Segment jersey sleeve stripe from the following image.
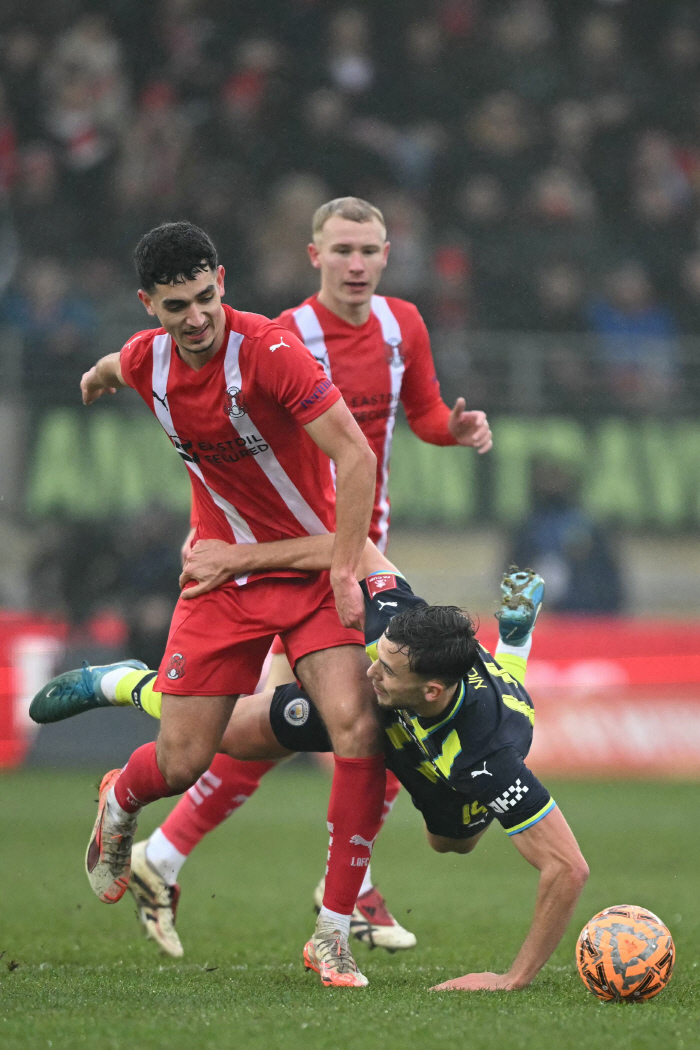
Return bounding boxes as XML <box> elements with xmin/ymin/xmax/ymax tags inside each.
<box><xmin>223</xmin><ymin>331</ymin><xmax>329</xmax><ymax>536</ymax></box>
<box><xmin>505</xmin><ymin>798</ymin><xmax>557</xmax><ymax>836</ymax></box>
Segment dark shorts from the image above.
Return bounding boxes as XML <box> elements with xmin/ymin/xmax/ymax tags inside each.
<box><xmin>269</xmin><ymin>684</ymin><xmax>551</xmax><ymax>841</ymax></box>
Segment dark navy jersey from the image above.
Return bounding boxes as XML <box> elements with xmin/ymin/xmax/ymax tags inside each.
<box><xmin>271</xmin><ymin>572</ymin><xmax>554</xmax><ymax>839</ymax></box>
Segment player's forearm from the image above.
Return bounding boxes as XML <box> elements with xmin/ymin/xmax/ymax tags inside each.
<box><xmin>505</xmin><ymin>863</ymin><xmax>588</xmax><ymax>988</ymax></box>
<box><xmin>94</xmin><ymin>353</ymin><xmax>127</xmax><ymax>389</ymax></box>
<box><xmin>330</xmin><ymin>443</ymin><xmax>377</xmax><ymax>579</ymax></box>
<box><xmin>406</xmin><ymin>402</ymin><xmax>456</xmax><ymax>446</ymax></box>
<box><xmin>236</xmin><ymin>534</ymin><xmax>335</xmax><ymax>573</ymax></box>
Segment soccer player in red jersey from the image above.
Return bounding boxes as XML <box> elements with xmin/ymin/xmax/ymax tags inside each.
<box><xmin>121</xmin><ymin>199</ymin><xmax>493</xmax><ymax>955</ymax></box>
<box><xmin>80</xmin><ymin>220</ymin><xmax>385</xmax><ymax>986</ymax></box>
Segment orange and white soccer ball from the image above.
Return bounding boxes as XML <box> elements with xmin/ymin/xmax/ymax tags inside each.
<box><xmin>576</xmin><ymin>905</ymin><xmax>674</xmax><ymax>1002</ymax></box>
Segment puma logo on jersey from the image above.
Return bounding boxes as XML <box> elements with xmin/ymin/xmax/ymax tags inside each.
<box><xmin>377</xmin><ymin>600</ymin><xmax>398</xmax><ymax>610</ymax></box>
<box><xmin>152</xmin><ymin>389</ymin><xmax>169</xmax><ymax>411</ymax></box>
<box><xmin>471</xmin><ymin>762</ymin><xmax>492</xmax><ymax>778</ymax></box>
<box><xmin>270</xmin><ymin>338</ymin><xmax>289</xmax><ymax>352</ymax></box>
<box><xmin>349</xmin><ymin>833</ymin><xmax>376</xmax><ymax>853</ymax></box>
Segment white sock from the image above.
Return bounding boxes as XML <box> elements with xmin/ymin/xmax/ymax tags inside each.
<box><xmin>359</xmin><ymin>865</ymin><xmax>374</xmax><ymax>895</ymax></box>
<box><xmin>318</xmin><ymin>906</ymin><xmax>351</xmax><ymax>938</ymax></box>
<box><xmin>106</xmin><ymin>785</ymin><xmax>138</xmax><ymax>822</ymax></box>
<box><xmin>496</xmin><ymin>635</ymin><xmax>533</xmax><ymax>659</ymax></box>
<box><xmin>146</xmin><ymin>827</ymin><xmax>187</xmax><ymax>886</ymax></box>
<box><xmin>99</xmin><ymin>667</ymin><xmax>136</xmax><ymax>702</ymax></box>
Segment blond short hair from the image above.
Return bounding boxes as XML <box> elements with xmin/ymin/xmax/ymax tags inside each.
<box><xmin>312</xmin><ymin>196</ymin><xmax>386</xmax><ymax>241</ymax></box>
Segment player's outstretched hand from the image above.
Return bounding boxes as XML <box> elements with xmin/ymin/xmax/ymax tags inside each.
<box><xmin>331</xmin><ymin>574</ymin><xmax>366</xmax><ymax>631</ymax></box>
<box><xmin>430</xmin><ymin>972</ymin><xmax>518</xmax><ymax>992</ymax></box>
<box><xmin>448</xmin><ymin>400</ymin><xmax>493</xmax><ymax>453</ymax></box>
<box><xmin>80</xmin><ymin>366</ymin><xmax>116</xmax><ymax>405</ymax></box>
<box><xmin>180</xmin><ymin>539</ymin><xmax>240</xmax><ymax>598</ymax></box>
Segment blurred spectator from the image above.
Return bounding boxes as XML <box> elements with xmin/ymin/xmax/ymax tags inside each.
<box><xmin>2</xmin><ymin>27</ymin><xmax>44</xmax><ymax>143</ymax></box>
<box><xmin>586</xmin><ymin>262</ymin><xmax>679</xmax><ymax>408</ymax></box>
<box><xmin>254</xmin><ymin>173</ymin><xmax>330</xmax><ymax>315</ymax></box>
<box><xmin>1</xmin><ymin>258</ymin><xmax>98</xmax><ymax>404</ymax></box>
<box><xmin>13</xmin><ymin>143</ymin><xmax>79</xmax><ymax>258</ymax></box>
<box><xmin>530</xmin><ymin>262</ymin><xmax>586</xmax><ymax>332</ymax></box>
<box><xmin>327</xmin><ymin>8</ymin><xmax>375</xmax><ymax>98</ymax></box>
<box><xmin>510</xmin><ymin>459</ymin><xmax>624</xmax><ymax>614</ymax></box>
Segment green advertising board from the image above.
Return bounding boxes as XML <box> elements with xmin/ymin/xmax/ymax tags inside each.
<box><xmin>27</xmin><ymin>408</ymin><xmax>700</xmax><ymax>529</ymax></box>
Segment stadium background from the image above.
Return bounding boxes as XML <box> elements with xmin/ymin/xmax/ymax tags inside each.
<box><xmin>1</xmin><ymin>4</ymin><xmax>700</xmax><ymax>1048</ymax></box>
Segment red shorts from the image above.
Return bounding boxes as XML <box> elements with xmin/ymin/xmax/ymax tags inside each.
<box><xmin>156</xmin><ymin>572</ymin><xmax>362</xmax><ymax>696</ymax></box>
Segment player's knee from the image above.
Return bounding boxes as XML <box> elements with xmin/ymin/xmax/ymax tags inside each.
<box><xmin>327</xmin><ymin>710</ymin><xmax>381</xmax><ymax>757</ymax></box>
<box><xmin>569</xmin><ymin>853</ymin><xmax>590</xmax><ymax>890</ymax></box>
<box><xmin>427</xmin><ymin>831</ymin><xmax>478</xmax><ymax>854</ymax></box>
<box><xmin>158</xmin><ymin>748</ymin><xmax>211</xmax><ymax>793</ymax></box>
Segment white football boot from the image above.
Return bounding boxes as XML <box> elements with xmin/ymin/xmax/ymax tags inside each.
<box><xmin>128</xmin><ymin>841</ymin><xmax>183</xmax><ymax>958</ymax></box>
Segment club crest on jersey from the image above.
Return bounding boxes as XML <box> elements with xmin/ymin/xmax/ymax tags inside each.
<box><xmin>367</xmin><ymin>573</ymin><xmax>398</xmax><ymax>600</ymax></box>
<box><xmin>224</xmin><ymin>386</ymin><xmax>248</xmax><ymax>419</ymax></box>
<box><xmin>384</xmin><ymin>339</ymin><xmax>404</xmax><ymax>368</ymax></box>
<box><xmin>165</xmin><ymin>653</ymin><xmax>186</xmax><ymax>680</ymax></box>
<box><xmin>283</xmin><ymin>698</ymin><xmax>310</xmax><ymax>726</ymax></box>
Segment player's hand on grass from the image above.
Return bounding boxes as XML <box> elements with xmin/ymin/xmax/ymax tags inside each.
<box><xmin>80</xmin><ymin>365</ymin><xmax>117</xmax><ymax>405</ymax></box>
<box><xmin>430</xmin><ymin>972</ymin><xmax>519</xmax><ymax>992</ymax></box>
<box><xmin>448</xmin><ymin>400</ymin><xmax>493</xmax><ymax>453</ymax></box>
<box><xmin>180</xmin><ymin>539</ymin><xmax>241</xmax><ymax>598</ymax></box>
<box><xmin>331</xmin><ymin>573</ymin><xmax>366</xmax><ymax>631</ymax></box>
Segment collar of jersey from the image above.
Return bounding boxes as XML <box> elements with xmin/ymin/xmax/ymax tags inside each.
<box><xmin>411</xmin><ymin>679</ymin><xmax>466</xmax><ymax>737</ymax></box>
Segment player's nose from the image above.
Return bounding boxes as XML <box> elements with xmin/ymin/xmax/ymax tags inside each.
<box><xmin>186</xmin><ymin>305</ymin><xmax>206</xmax><ymax>329</ymax></box>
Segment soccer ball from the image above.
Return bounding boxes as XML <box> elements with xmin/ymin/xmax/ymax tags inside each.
<box><xmin>576</xmin><ymin>905</ymin><xmax>674</xmax><ymax>1002</ymax></box>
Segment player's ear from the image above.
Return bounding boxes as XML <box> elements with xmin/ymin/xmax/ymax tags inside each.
<box><xmin>423</xmin><ymin>680</ymin><xmax>443</xmax><ymax>703</ymax></box>
<box><xmin>382</xmin><ymin>240</ymin><xmax>390</xmax><ymax>266</ymax></box>
<box><xmin>308</xmin><ymin>241</ymin><xmax>321</xmax><ymax>269</ymax></box>
<box><xmin>138</xmin><ymin>289</ymin><xmax>156</xmax><ymax>316</ymax></box>
<box><xmin>216</xmin><ymin>264</ymin><xmax>225</xmax><ymax>297</ymax></box>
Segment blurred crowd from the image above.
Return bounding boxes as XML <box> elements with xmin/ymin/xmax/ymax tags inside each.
<box><xmin>0</xmin><ymin>0</ymin><xmax>698</xmax><ymax>410</ymax></box>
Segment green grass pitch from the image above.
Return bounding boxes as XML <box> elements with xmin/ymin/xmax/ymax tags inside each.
<box><xmin>1</xmin><ymin>766</ymin><xmax>699</xmax><ymax>1050</ymax></box>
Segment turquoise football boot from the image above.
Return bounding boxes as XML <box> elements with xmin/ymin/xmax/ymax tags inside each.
<box><xmin>496</xmin><ymin>568</ymin><xmax>545</xmax><ymax>645</ymax></box>
<box><xmin>29</xmin><ymin>659</ymin><xmax>148</xmax><ymax>724</ymax></box>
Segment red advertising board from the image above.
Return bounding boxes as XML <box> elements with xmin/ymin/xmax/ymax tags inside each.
<box><xmin>480</xmin><ymin>618</ymin><xmax>700</xmax><ymax>778</ymax></box>
<box><xmin>0</xmin><ymin>613</ymin><xmax>66</xmax><ymax>768</ymax></box>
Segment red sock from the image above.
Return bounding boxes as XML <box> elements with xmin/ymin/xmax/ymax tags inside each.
<box><xmin>382</xmin><ymin>769</ymin><xmax>402</xmax><ymax>825</ymax></box>
<box><xmin>159</xmin><ymin>753</ymin><xmax>277</xmax><ymax>855</ymax></box>
<box><xmin>114</xmin><ymin>742</ymin><xmax>179</xmax><ymax>813</ymax></box>
<box><xmin>323</xmin><ymin>753</ymin><xmax>386</xmax><ymax>915</ymax></box>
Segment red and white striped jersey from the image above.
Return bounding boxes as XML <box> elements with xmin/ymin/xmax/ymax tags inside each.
<box><xmin>120</xmin><ymin>304</ymin><xmax>341</xmax><ymax>585</ymax></box>
<box><xmin>276</xmin><ymin>294</ymin><xmax>455</xmax><ymax>552</ymax></box>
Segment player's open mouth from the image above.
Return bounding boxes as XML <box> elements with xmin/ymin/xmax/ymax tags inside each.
<box><xmin>345</xmin><ymin>282</ymin><xmax>368</xmax><ymax>292</ymax></box>
<box><xmin>185</xmin><ymin>324</ymin><xmax>209</xmax><ymax>342</ymax></box>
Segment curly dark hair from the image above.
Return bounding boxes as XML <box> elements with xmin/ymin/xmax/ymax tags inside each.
<box><xmin>384</xmin><ymin>604</ymin><xmax>478</xmax><ymax>686</ymax></box>
<box><xmin>134</xmin><ymin>221</ymin><xmax>218</xmax><ymax>292</ymax></box>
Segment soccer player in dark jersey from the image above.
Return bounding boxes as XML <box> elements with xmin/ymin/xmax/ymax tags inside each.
<box><xmin>33</xmin><ymin>550</ymin><xmax>588</xmax><ymax>990</ymax></box>
<box><xmin>77</xmin><ymin>220</ymin><xmax>386</xmax><ymax>987</ymax></box>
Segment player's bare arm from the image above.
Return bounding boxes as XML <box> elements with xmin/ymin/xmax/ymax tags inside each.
<box><xmin>431</xmin><ymin>806</ymin><xmax>588</xmax><ymax>992</ymax></box>
<box><xmin>80</xmin><ymin>352</ymin><xmax>127</xmax><ymax>405</ymax></box>
<box><xmin>303</xmin><ymin>399</ymin><xmax>377</xmax><ymax>630</ymax></box>
<box><xmin>447</xmin><ymin>400</ymin><xmax>493</xmax><ymax>453</ymax></box>
<box><xmin>180</xmin><ymin>535</ymin><xmax>396</xmax><ymax>598</ymax></box>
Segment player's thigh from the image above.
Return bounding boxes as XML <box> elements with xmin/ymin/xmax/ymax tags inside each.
<box><xmin>158</xmin><ymin>693</ymin><xmax>239</xmax><ymax>780</ymax></box>
<box><xmin>265</xmin><ymin>652</ymin><xmax>296</xmax><ymax>690</ymax></box>
<box><xmin>295</xmin><ymin>644</ymin><xmax>380</xmax><ymax>757</ymax></box>
<box><xmin>219</xmin><ymin>691</ymin><xmax>293</xmax><ymax>761</ymax></box>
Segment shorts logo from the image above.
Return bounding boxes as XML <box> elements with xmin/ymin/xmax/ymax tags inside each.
<box><xmin>366</xmin><ymin>573</ymin><xmax>398</xmax><ymax>600</ymax></box>
<box><xmin>165</xmin><ymin>653</ymin><xmax>186</xmax><ymax>680</ymax></box>
<box><xmin>283</xmin><ymin>698</ymin><xmax>310</xmax><ymax>726</ymax></box>
<box><xmin>488</xmin><ymin>779</ymin><xmax>529</xmax><ymax>814</ymax></box>
<box><xmin>224</xmin><ymin>386</ymin><xmax>248</xmax><ymax>419</ymax></box>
